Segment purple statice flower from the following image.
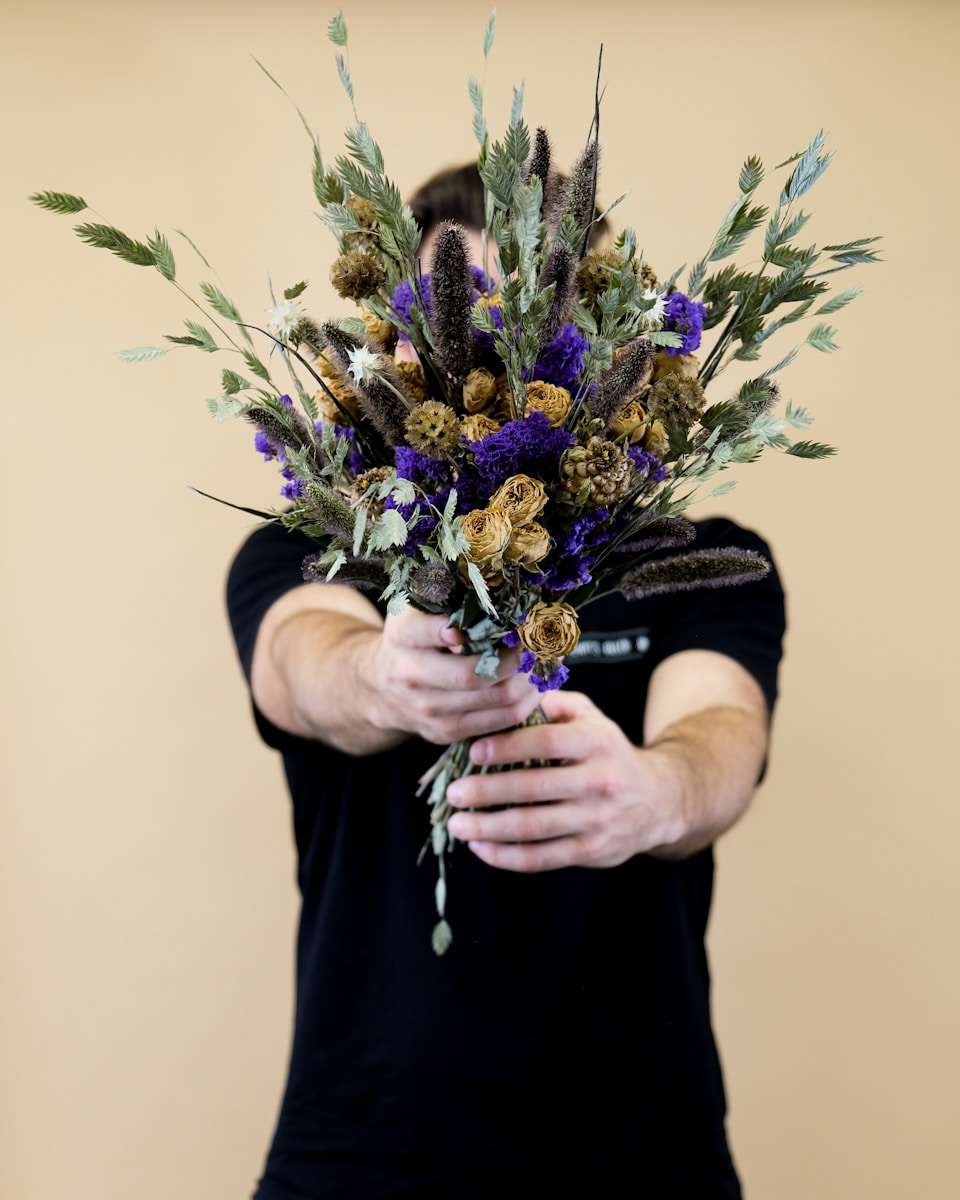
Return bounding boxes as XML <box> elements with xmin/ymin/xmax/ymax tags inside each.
<box><xmin>278</xmin><ymin>393</ymin><xmax>293</xmax><ymax>408</ymax></box>
<box><xmin>534</xmin><ymin>663</ymin><xmax>569</xmax><ymax>692</ymax></box>
<box><xmin>627</xmin><ymin>445</ymin><xmax>668</xmax><ymax>484</ymax></box>
<box><xmin>472</xmin><ymin>302</ymin><xmax>503</xmax><ymax>358</ymax></box>
<box><xmin>662</xmin><ymin>293</ymin><xmax>706</xmax><ymax>356</ymax></box>
<box><xmin>530</xmin><ymin>324</ymin><xmax>589</xmax><ymax>389</ymax></box>
<box><xmin>394</xmin><ymin>445</ymin><xmax>450</xmax><ymax>486</ymax></box>
<box><xmin>392</xmin><ymin>275</ymin><xmax>433</xmax><ymax>341</ymax></box>
<box><xmin>254</xmin><ymin>430</ymin><xmax>276</xmax><ymax>461</ymax></box>
<box><xmin>519</xmin><ymin>650</ymin><xmax>536</xmax><ymax>673</ymax></box>
<box><xmin>468</xmin><ymin>411</ymin><xmax>575</xmax><ymax>501</ymax></box>
<box><xmin>502</xmin><ymin>630</ymin><xmax>521</xmax><ymax>648</ymax></box>
<box><xmin>280</xmin><ymin>467</ymin><xmax>305</xmax><ymax>500</ymax></box>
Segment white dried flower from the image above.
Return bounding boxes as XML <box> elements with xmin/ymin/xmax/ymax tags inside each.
<box><xmin>268</xmin><ymin>300</ymin><xmax>300</xmax><ymax>339</ymax></box>
<box><xmin>642</xmin><ymin>288</ymin><xmax>666</xmax><ymax>328</ymax></box>
<box><xmin>347</xmin><ymin>344</ymin><xmax>381</xmax><ymax>383</ymax></box>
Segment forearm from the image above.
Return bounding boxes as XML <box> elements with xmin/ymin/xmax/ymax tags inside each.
<box><xmin>641</xmin><ymin>703</ymin><xmax>768</xmax><ymax>859</ymax></box>
<box><xmin>266</xmin><ymin>607</ymin><xmax>408</xmax><ymax>755</ymax></box>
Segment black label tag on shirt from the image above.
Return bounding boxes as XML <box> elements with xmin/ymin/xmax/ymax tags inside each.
<box><xmin>567</xmin><ymin>627</ymin><xmax>652</xmax><ymax>664</ymax></box>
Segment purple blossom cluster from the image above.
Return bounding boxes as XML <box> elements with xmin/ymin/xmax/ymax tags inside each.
<box><xmin>627</xmin><ymin>445</ymin><xmax>668</xmax><ymax>484</ymax></box>
<box><xmin>529</xmin><ymin>324</ymin><xmax>589</xmax><ymax>389</ymax></box>
<box><xmin>662</xmin><ymin>292</ymin><xmax>706</xmax><ymax>356</ymax></box>
<box><xmin>466</xmin><ymin>411</ymin><xmax>575</xmax><ymax>501</ymax></box>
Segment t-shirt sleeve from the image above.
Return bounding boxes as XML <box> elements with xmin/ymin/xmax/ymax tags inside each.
<box><xmin>644</xmin><ymin>517</ymin><xmax>787</xmax><ymax>716</ymax></box>
<box><xmin>225</xmin><ymin>520</ymin><xmax>320</xmax><ymax>750</ymax></box>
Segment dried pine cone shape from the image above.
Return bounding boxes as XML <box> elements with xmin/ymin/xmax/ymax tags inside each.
<box><xmin>561</xmin><ymin>437</ymin><xmax>635</xmax><ymax>507</ymax></box>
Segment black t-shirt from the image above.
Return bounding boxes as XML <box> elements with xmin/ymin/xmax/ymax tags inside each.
<box><xmin>226</xmin><ymin>517</ymin><xmax>786</xmax><ymax>1200</ymax></box>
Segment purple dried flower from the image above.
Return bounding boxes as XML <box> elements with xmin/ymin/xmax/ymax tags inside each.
<box><xmin>626</xmin><ymin>445</ymin><xmax>668</xmax><ymax>484</ymax></box>
<box><xmin>534</xmin><ymin>663</ymin><xmax>569</xmax><ymax>693</ymax></box>
<box><xmin>518</xmin><ymin>650</ymin><xmax>536</xmax><ymax>673</ymax></box>
<box><xmin>468</xmin><ymin>411</ymin><xmax>575</xmax><ymax>497</ymax></box>
<box><xmin>254</xmin><ymin>430</ymin><xmax>275</xmax><ymax>460</ymax></box>
<box><xmin>530</xmin><ymin>324</ymin><xmax>589</xmax><ymax>390</ymax></box>
<box><xmin>662</xmin><ymin>293</ymin><xmax>706</xmax><ymax>356</ymax></box>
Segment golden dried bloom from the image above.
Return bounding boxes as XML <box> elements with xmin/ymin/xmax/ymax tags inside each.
<box><xmin>561</xmin><ymin>436</ymin><xmax>634</xmax><ymax>507</ymax></box>
<box><xmin>642</xmin><ymin>419</ymin><xmax>671</xmax><ymax>460</ymax></box>
<box><xmin>405</xmin><ymin>400</ymin><xmax>461</xmax><ymax>457</ymax></box>
<box><xmin>346</xmin><ymin>195</ymin><xmax>377</xmax><ymax>228</ymax></box>
<box><xmin>576</xmin><ymin>249</ymin><xmax>624</xmax><ymax>303</ymax></box>
<box><xmin>362</xmin><ymin>310</ymin><xmax>398</xmax><ymax>351</ymax></box>
<box><xmin>395</xmin><ymin>360</ymin><xmax>430</xmax><ymax>406</ymax></box>
<box><xmin>315</xmin><ymin>375</ymin><xmax>360</xmax><ymax>423</ymax></box>
<box><xmin>504</xmin><ymin>521</ymin><xmax>552</xmax><ymax>567</ymax></box>
<box><xmin>608</xmin><ymin>400</ymin><xmax>647</xmax><ymax>444</ymax></box>
<box><xmin>640</xmin><ymin>262</ymin><xmax>659</xmax><ymax>292</ymax></box>
<box><xmin>330</xmin><ymin>251</ymin><xmax>387</xmax><ymax>301</ymax></box>
<box><xmin>463</xmin><ymin>367</ymin><xmax>499</xmax><ymax>414</ymax></box>
<box><xmin>351</xmin><ymin>466</ymin><xmax>393</xmax><ymax>517</ymax></box>
<box><xmin>652</xmin><ymin>349</ymin><xmax>700</xmax><ymax>382</ymax></box>
<box><xmin>646</xmin><ymin>373</ymin><xmax>707</xmax><ymax>435</ymax></box>
<box><xmin>519</xmin><ymin>601</ymin><xmax>581</xmax><ymax>658</ymax></box>
<box><xmin>460</xmin><ymin>413</ymin><xmax>501</xmax><ymax>442</ymax></box>
<box><xmin>525</xmin><ymin>380</ymin><xmax>572</xmax><ymax>427</ymax></box>
<box><xmin>488</xmin><ymin>474</ymin><xmax>548</xmax><ymax>526</ymax></box>
<box><xmin>460</xmin><ymin>507</ymin><xmax>513</xmax><ymax>570</ymax></box>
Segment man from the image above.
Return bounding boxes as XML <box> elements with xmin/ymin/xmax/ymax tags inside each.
<box><xmin>227</xmin><ymin>165</ymin><xmax>786</xmax><ymax>1199</ymax></box>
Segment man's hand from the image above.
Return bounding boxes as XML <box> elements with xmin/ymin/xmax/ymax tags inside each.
<box><xmin>445</xmin><ymin>650</ymin><xmax>770</xmax><ymax>870</ymax></box>
<box><xmin>251</xmin><ymin>583</ymin><xmax>541</xmax><ymax>754</ymax></box>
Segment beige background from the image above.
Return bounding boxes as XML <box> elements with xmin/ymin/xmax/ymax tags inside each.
<box><xmin>3</xmin><ymin>0</ymin><xmax>958</xmax><ymax>1196</ymax></box>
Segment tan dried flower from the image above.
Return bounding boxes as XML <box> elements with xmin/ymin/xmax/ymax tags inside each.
<box><xmin>525</xmin><ymin>381</ymin><xmax>572</xmax><ymax>427</ymax></box>
<box><xmin>640</xmin><ymin>262</ymin><xmax>659</xmax><ymax>292</ymax></box>
<box><xmin>652</xmin><ymin>349</ymin><xmax>700</xmax><ymax>382</ymax></box>
<box><xmin>642</xmin><ymin>419</ymin><xmax>671</xmax><ymax>460</ymax></box>
<box><xmin>646</xmin><ymin>373</ymin><xmax>707</xmax><ymax>435</ymax></box>
<box><xmin>460</xmin><ymin>413</ymin><xmax>501</xmax><ymax>442</ymax></box>
<box><xmin>361</xmin><ymin>310</ymin><xmax>398</xmax><ymax>351</ymax></box>
<box><xmin>315</xmin><ymin>374</ymin><xmax>360</xmax><ymax>423</ymax></box>
<box><xmin>504</xmin><ymin>521</ymin><xmax>552</xmax><ymax>567</ymax></box>
<box><xmin>519</xmin><ymin>601</ymin><xmax>581</xmax><ymax>658</ymax></box>
<box><xmin>463</xmin><ymin>367</ymin><xmax>499</xmax><ymax>414</ymax></box>
<box><xmin>561</xmin><ymin>436</ymin><xmax>634</xmax><ymax>507</ymax></box>
<box><xmin>460</xmin><ymin>507</ymin><xmax>513</xmax><ymax>572</ymax></box>
<box><xmin>405</xmin><ymin>401</ymin><xmax>461</xmax><ymax>457</ymax></box>
<box><xmin>576</xmin><ymin>249</ymin><xmax>625</xmax><ymax>303</ymax></box>
<box><xmin>488</xmin><ymin>474</ymin><xmax>548</xmax><ymax>526</ymax></box>
<box><xmin>343</xmin><ymin>195</ymin><xmax>378</xmax><ymax>251</ymax></box>
<box><xmin>608</xmin><ymin>400</ymin><xmax>647</xmax><ymax>444</ymax></box>
<box><xmin>330</xmin><ymin>251</ymin><xmax>386</xmax><ymax>301</ymax></box>
<box><xmin>395</xmin><ymin>360</ymin><xmax>430</xmax><ymax>406</ymax></box>
<box><xmin>351</xmin><ymin>466</ymin><xmax>393</xmax><ymax>517</ymax></box>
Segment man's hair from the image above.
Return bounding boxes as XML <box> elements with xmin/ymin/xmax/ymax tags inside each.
<box><xmin>407</xmin><ymin>164</ymin><xmax>487</xmax><ymax>238</ymax></box>
<box><xmin>407</xmin><ymin>161</ymin><xmax>609</xmax><ymax>244</ymax></box>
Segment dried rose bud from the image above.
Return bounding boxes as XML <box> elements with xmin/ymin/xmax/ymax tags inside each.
<box><xmin>642</xmin><ymin>419</ymin><xmax>671</xmax><ymax>460</ymax></box>
<box><xmin>395</xmin><ymin>360</ymin><xmax>429</xmax><ymax>405</ymax></box>
<box><xmin>504</xmin><ymin>521</ymin><xmax>552</xmax><ymax>567</ymax></box>
<box><xmin>608</xmin><ymin>401</ymin><xmax>647</xmax><ymax>444</ymax></box>
<box><xmin>460</xmin><ymin>507</ymin><xmax>513</xmax><ymax>571</ymax></box>
<box><xmin>460</xmin><ymin>413</ymin><xmax>501</xmax><ymax>442</ymax></box>
<box><xmin>361</xmin><ymin>310</ymin><xmax>398</xmax><ymax>351</ymax></box>
<box><xmin>488</xmin><ymin>474</ymin><xmax>548</xmax><ymax>526</ymax></box>
<box><xmin>524</xmin><ymin>380</ymin><xmax>572</xmax><ymax>427</ymax></box>
<box><xmin>519</xmin><ymin>601</ymin><xmax>581</xmax><ymax>659</ymax></box>
<box><xmin>652</xmin><ymin>349</ymin><xmax>700</xmax><ymax>382</ymax></box>
<box><xmin>463</xmin><ymin>367</ymin><xmax>499</xmax><ymax>414</ymax></box>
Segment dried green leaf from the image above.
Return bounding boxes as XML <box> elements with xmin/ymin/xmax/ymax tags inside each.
<box><xmin>327</xmin><ymin>10</ymin><xmax>348</xmax><ymax>46</ymax></box>
<box><xmin>115</xmin><ymin>346</ymin><xmax>169</xmax><ymax>363</ymax></box>
<box><xmin>284</xmin><ymin>280</ymin><xmax>309</xmax><ymax>300</ymax></box>
<box><xmin>30</xmin><ymin>190</ymin><xmax>87</xmax><ymax>214</ymax></box>
<box><xmin>73</xmin><ymin>222</ymin><xmax>155</xmax><ymax>266</ymax></box>
<box><xmin>806</xmin><ymin>323</ymin><xmax>839</xmax><ymax>352</ymax></box>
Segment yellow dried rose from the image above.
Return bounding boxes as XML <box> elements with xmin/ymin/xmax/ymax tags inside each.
<box><xmin>504</xmin><ymin>521</ymin><xmax>551</xmax><ymax>567</ymax></box>
<box><xmin>463</xmin><ymin>367</ymin><xmax>498</xmax><ymax>413</ymax></box>
<box><xmin>524</xmin><ymin>380</ymin><xmax>572</xmax><ymax>427</ymax></box>
<box><xmin>460</xmin><ymin>507</ymin><xmax>513</xmax><ymax>571</ymax></box>
<box><xmin>518</xmin><ymin>602</ymin><xmax>581</xmax><ymax>658</ymax></box>
<box><xmin>460</xmin><ymin>413</ymin><xmax>501</xmax><ymax>442</ymax></box>
<box><xmin>608</xmin><ymin>400</ymin><xmax>647</xmax><ymax>443</ymax></box>
<box><xmin>652</xmin><ymin>349</ymin><xmax>700</xmax><ymax>382</ymax></box>
<box><xmin>488</xmin><ymin>475</ymin><xmax>548</xmax><ymax>526</ymax></box>
<box><xmin>642</xmin><ymin>419</ymin><xmax>671</xmax><ymax>460</ymax></box>
<box><xmin>315</xmin><ymin>375</ymin><xmax>360</xmax><ymax>423</ymax></box>
<box><xmin>361</xmin><ymin>310</ymin><xmax>398</xmax><ymax>350</ymax></box>
<box><xmin>395</xmin><ymin>359</ymin><xmax>429</xmax><ymax>405</ymax></box>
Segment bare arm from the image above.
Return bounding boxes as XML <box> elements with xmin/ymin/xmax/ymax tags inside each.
<box><xmin>249</xmin><ymin>583</ymin><xmax>542</xmax><ymax>755</ymax></box>
<box><xmin>445</xmin><ymin>649</ymin><xmax>770</xmax><ymax>870</ymax></box>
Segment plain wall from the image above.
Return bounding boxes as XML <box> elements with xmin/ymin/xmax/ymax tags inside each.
<box><xmin>3</xmin><ymin>1</ymin><xmax>958</xmax><ymax>1196</ymax></box>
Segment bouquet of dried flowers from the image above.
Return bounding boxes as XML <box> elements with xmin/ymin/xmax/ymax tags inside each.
<box><xmin>32</xmin><ymin>11</ymin><xmax>880</xmax><ymax>953</ymax></box>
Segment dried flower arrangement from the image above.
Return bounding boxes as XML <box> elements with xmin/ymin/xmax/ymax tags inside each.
<box><xmin>31</xmin><ymin>10</ymin><xmax>881</xmax><ymax>953</ymax></box>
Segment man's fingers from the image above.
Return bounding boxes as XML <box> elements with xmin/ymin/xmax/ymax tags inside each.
<box><xmin>448</xmin><ymin>796</ymin><xmax>584</xmax><ymax>845</ymax></box>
